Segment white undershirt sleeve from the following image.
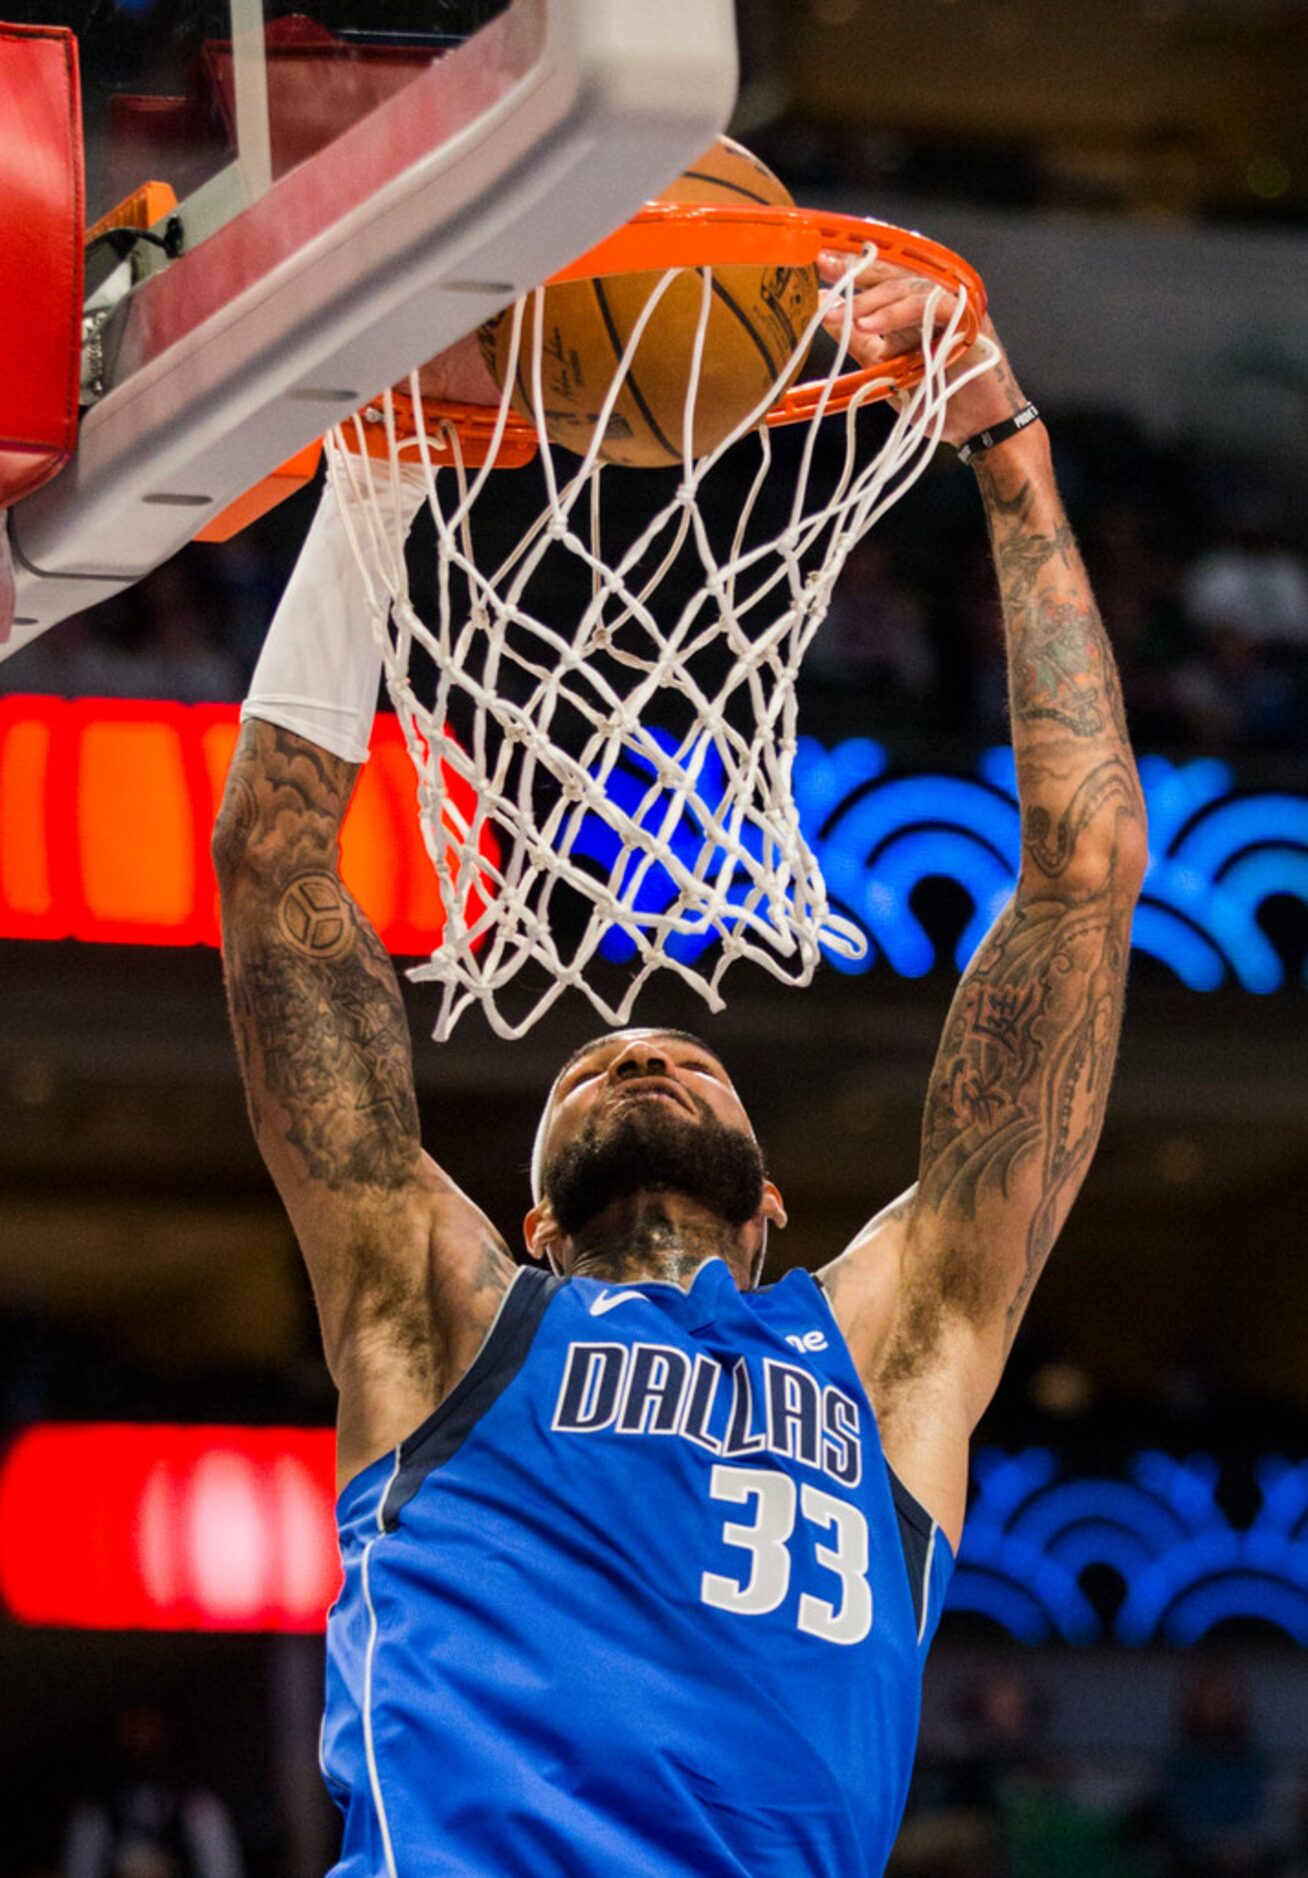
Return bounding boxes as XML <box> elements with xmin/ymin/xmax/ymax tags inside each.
<box><xmin>242</xmin><ymin>454</ymin><xmax>427</xmax><ymax>764</ymax></box>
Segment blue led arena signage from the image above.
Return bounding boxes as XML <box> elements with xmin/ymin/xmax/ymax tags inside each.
<box><xmin>585</xmin><ymin>739</ymin><xmax>1308</xmax><ymax>993</ymax></box>
<box><xmin>948</xmin><ymin>1449</ymin><xmax>1308</xmax><ymax>1646</ymax></box>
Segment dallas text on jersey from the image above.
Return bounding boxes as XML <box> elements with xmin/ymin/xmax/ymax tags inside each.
<box><xmin>552</xmin><ymin>1342</ymin><xmax>864</xmax><ymax>1490</ymax></box>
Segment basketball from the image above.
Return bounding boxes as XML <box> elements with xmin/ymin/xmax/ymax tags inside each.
<box><xmin>477</xmin><ymin>136</ymin><xmax>819</xmax><ymax>468</ymax></box>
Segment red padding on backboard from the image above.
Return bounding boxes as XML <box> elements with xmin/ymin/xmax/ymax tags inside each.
<box><xmin>0</xmin><ymin>24</ymin><xmax>84</xmax><ymax>508</ymax></box>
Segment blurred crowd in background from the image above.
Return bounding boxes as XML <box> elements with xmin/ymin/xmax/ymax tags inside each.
<box><xmin>6</xmin><ymin>402</ymin><xmax>1307</xmax><ymax>763</ymax></box>
<box><xmin>811</xmin><ymin>409</ymin><xmax>1308</xmax><ymax>759</ymax></box>
<box><xmin>897</xmin><ymin>1664</ymin><xmax>1308</xmax><ymax>1878</ymax></box>
<box><xmin>10</xmin><ymin>1662</ymin><xmax>1307</xmax><ymax>1878</ymax></box>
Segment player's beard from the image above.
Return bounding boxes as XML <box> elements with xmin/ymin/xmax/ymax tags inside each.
<box><xmin>542</xmin><ymin>1095</ymin><xmax>766</xmax><ymax>1237</ymax></box>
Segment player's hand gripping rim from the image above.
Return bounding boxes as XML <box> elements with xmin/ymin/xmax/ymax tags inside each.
<box><xmin>817</xmin><ymin>251</ymin><xmax>1033</xmax><ymax>452</ymax></box>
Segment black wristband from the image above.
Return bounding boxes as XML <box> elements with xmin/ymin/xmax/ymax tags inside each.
<box><xmin>956</xmin><ymin>402</ymin><xmax>1041</xmax><ymax>467</ymax></box>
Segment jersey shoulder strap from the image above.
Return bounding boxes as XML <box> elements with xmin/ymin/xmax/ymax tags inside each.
<box><xmin>384</xmin><ymin>1266</ymin><xmax>560</xmax><ymax>1528</ymax></box>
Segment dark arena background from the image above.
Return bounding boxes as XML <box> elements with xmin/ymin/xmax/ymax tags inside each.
<box><xmin>3</xmin><ymin>2</ymin><xmax>1308</xmax><ymax>1874</ymax></box>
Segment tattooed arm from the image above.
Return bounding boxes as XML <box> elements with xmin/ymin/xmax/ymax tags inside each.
<box><xmin>816</xmin><ymin>285</ymin><xmax>1147</xmax><ymax>1543</ymax></box>
<box><xmin>213</xmin><ymin>723</ymin><xmax>516</xmax><ymax>1487</ymax></box>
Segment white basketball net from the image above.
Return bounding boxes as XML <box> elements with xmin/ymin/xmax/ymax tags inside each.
<box><xmin>329</xmin><ymin>244</ymin><xmax>996</xmax><ymax>1039</ymax></box>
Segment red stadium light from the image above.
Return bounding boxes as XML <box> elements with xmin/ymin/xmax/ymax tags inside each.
<box><xmin>0</xmin><ymin>1425</ymin><xmax>339</xmax><ymax>1631</ymax></box>
<box><xmin>0</xmin><ymin>696</ymin><xmax>498</xmax><ymax>953</ymax></box>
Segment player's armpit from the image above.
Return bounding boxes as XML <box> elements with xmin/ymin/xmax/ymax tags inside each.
<box><xmin>819</xmin><ymin>1191</ymin><xmax>974</xmax><ymax>1549</ymax></box>
<box><xmin>332</xmin><ymin>1165</ymin><xmax>518</xmax><ymax>1490</ymax></box>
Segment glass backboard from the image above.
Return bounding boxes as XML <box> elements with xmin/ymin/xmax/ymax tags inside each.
<box><xmin>23</xmin><ymin>1</ymin><xmax>510</xmax><ymax>237</ymax></box>
<box><xmin>3</xmin><ymin>0</ymin><xmax>739</xmax><ymax>653</ymax></box>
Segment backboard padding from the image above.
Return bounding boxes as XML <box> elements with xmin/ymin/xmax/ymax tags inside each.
<box><xmin>0</xmin><ymin>24</ymin><xmax>83</xmax><ymax>512</ymax></box>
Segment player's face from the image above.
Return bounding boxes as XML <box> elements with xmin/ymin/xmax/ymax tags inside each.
<box><xmin>542</xmin><ymin>1029</ymin><xmax>751</xmax><ymax>1165</ymax></box>
<box><xmin>533</xmin><ymin>1030</ymin><xmax>770</xmax><ymax>1245</ymax></box>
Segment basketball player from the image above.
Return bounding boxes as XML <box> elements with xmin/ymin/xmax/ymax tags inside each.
<box><xmin>212</xmin><ymin>267</ymin><xmax>1146</xmax><ymax>1876</ymax></box>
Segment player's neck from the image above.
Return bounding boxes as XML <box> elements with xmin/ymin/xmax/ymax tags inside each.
<box><xmin>564</xmin><ymin>1195</ymin><xmax>752</xmax><ymax>1290</ymax></box>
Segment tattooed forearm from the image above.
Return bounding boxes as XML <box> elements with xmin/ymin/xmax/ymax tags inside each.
<box><xmin>213</xmin><ymin>729</ymin><xmax>354</xmax><ymax>876</ymax></box>
<box><xmin>227</xmin><ymin>892</ymin><xmax>420</xmax><ymax>1189</ymax></box>
<box><xmin>919</xmin><ymin>877</ymin><xmax>1133</xmax><ymax>1350</ymax></box>
<box><xmin>905</xmin><ymin>423</ymin><xmax>1146</xmax><ymax>1367</ymax></box>
<box><xmin>1009</xmin><ymin>590</ymin><xmax>1133</xmax><ymax>744</ymax></box>
<box><xmin>985</xmin><ymin>501</ymin><xmax>1076</xmax><ymax>611</ymax></box>
<box><xmin>976</xmin><ymin>451</ymin><xmax>1138</xmax><ymax>779</ymax></box>
<box><xmin>214</xmin><ymin>723</ymin><xmax>422</xmax><ymax>1198</ymax></box>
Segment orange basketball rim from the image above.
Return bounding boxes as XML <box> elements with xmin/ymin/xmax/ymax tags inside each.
<box><xmin>347</xmin><ymin>206</ymin><xmax>988</xmax><ymax>469</ymax></box>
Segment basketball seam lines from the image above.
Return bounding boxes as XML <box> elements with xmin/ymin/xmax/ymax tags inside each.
<box><xmin>591</xmin><ymin>277</ymin><xmax>682</xmax><ymax>466</ymax></box>
<box><xmin>680</xmin><ymin>170</ymin><xmax>775</xmax><ymax>206</ymax></box>
<box><xmin>511</xmin><ymin>326</ymin><xmax>533</xmax><ymax>424</ymax></box>
<box><xmin>709</xmin><ymin>274</ymin><xmax>787</xmax><ymax>384</ymax></box>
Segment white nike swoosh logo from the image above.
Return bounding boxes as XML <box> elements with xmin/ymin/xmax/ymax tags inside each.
<box><xmin>590</xmin><ymin>1290</ymin><xmax>645</xmax><ymax>1317</ymax></box>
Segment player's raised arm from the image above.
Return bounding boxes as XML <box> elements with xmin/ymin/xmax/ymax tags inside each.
<box><xmin>817</xmin><ymin>274</ymin><xmax>1147</xmax><ymax>1539</ymax></box>
<box><xmin>910</xmin><ymin>392</ymin><xmax>1146</xmax><ymax>1359</ymax></box>
<box><xmin>212</xmin><ymin>468</ymin><xmax>515</xmax><ymax>1487</ymax></box>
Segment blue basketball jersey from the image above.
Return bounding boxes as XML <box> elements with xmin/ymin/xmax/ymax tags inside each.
<box><xmin>322</xmin><ymin>1258</ymin><xmax>954</xmax><ymax>1877</ymax></box>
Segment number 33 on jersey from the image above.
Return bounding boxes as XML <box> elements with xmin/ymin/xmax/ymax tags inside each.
<box><xmin>325</xmin><ymin>1258</ymin><xmax>954</xmax><ymax>1878</ymax></box>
